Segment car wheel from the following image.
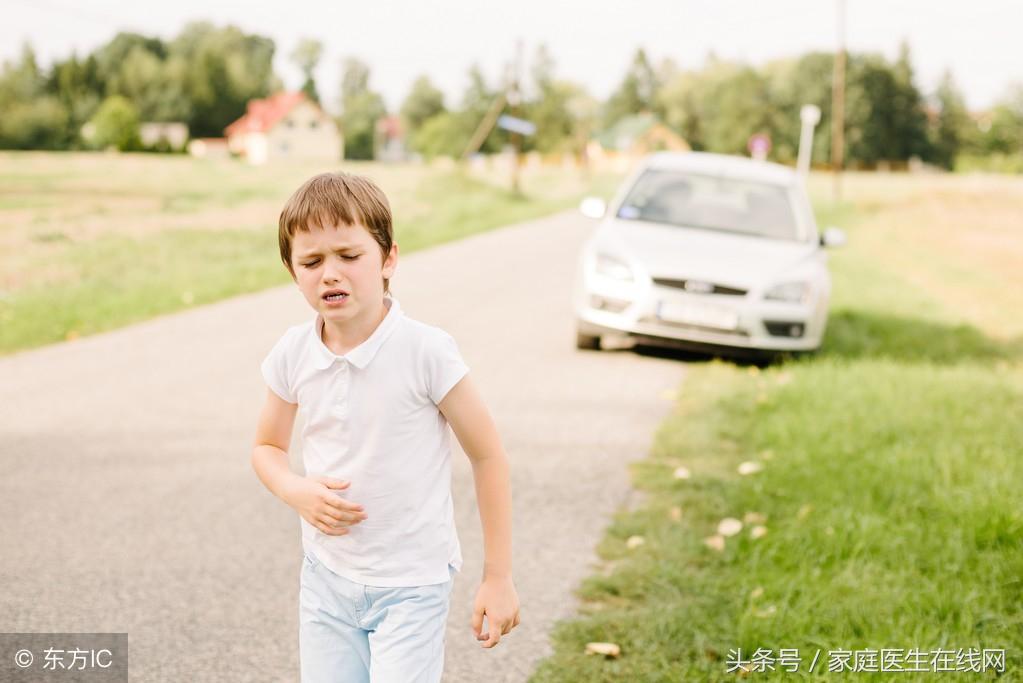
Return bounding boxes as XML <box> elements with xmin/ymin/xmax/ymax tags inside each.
<box><xmin>575</xmin><ymin>331</ymin><xmax>601</xmax><ymax>350</ymax></box>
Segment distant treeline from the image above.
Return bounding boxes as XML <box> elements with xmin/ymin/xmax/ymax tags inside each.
<box><xmin>1</xmin><ymin>22</ymin><xmax>1021</xmax><ymax>170</ymax></box>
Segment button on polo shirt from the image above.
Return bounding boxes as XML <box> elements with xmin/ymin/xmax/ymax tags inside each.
<box><xmin>260</xmin><ymin>296</ymin><xmax>469</xmax><ymax>586</ymax></box>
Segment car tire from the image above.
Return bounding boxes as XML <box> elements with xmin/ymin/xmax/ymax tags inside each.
<box><xmin>576</xmin><ymin>331</ymin><xmax>601</xmax><ymax>350</ymax></box>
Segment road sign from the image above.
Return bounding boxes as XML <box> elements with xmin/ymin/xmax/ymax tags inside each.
<box><xmin>748</xmin><ymin>133</ymin><xmax>771</xmax><ymax>161</ymax></box>
<box><xmin>496</xmin><ymin>115</ymin><xmax>536</xmax><ymax>137</ymax></box>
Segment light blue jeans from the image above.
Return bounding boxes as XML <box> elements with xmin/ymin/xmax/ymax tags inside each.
<box><xmin>299</xmin><ymin>549</ymin><xmax>455</xmax><ymax>683</ymax></box>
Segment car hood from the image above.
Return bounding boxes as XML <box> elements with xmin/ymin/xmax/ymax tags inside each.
<box><xmin>598</xmin><ymin>218</ymin><xmax>819</xmax><ymax>289</ymax></box>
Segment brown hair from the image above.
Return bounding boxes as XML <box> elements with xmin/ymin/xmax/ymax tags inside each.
<box><xmin>277</xmin><ymin>172</ymin><xmax>394</xmax><ymax>292</ymax></box>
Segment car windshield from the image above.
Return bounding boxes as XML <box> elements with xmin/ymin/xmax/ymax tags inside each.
<box><xmin>615</xmin><ymin>169</ymin><xmax>801</xmax><ymax>241</ymax></box>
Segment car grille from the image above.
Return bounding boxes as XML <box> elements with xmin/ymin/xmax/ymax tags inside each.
<box><xmin>639</xmin><ymin>315</ymin><xmax>751</xmax><ymax>336</ymax></box>
<box><xmin>651</xmin><ymin>277</ymin><xmax>747</xmax><ymax>296</ymax></box>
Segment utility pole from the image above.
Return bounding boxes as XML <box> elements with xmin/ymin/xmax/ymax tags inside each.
<box><xmin>460</xmin><ymin>40</ymin><xmax>530</xmax><ymax>195</ymax></box>
<box><xmin>461</xmin><ymin>92</ymin><xmax>506</xmax><ymax>160</ymax></box>
<box><xmin>508</xmin><ymin>39</ymin><xmax>524</xmax><ymax>195</ymax></box>
<box><xmin>831</xmin><ymin>0</ymin><xmax>846</xmax><ymax>203</ymax></box>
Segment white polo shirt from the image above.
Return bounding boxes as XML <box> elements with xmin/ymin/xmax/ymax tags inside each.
<box><xmin>260</xmin><ymin>296</ymin><xmax>469</xmax><ymax>586</ymax></box>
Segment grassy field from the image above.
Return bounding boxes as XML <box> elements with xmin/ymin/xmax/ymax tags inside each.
<box><xmin>0</xmin><ymin>152</ymin><xmax>621</xmax><ymax>355</ymax></box>
<box><xmin>530</xmin><ymin>172</ymin><xmax>1023</xmax><ymax>681</ymax></box>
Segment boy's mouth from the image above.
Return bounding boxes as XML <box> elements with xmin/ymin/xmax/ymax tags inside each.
<box><xmin>322</xmin><ymin>289</ymin><xmax>349</xmax><ymax>302</ymax></box>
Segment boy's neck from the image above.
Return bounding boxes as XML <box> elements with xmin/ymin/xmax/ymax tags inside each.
<box><xmin>321</xmin><ymin>297</ymin><xmax>389</xmax><ymax>356</ymax></box>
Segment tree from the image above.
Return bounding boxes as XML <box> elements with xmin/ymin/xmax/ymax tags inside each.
<box><xmin>889</xmin><ymin>41</ymin><xmax>931</xmax><ymax>161</ymax></box>
<box><xmin>658</xmin><ymin>57</ymin><xmax>782</xmax><ymax>157</ymax></box>
<box><xmin>170</xmin><ymin>22</ymin><xmax>277</xmax><ymax>137</ymax></box>
<box><xmin>458</xmin><ymin>64</ymin><xmax>505</xmax><ymax>154</ymax></box>
<box><xmin>565</xmin><ymin>87</ymin><xmax>598</xmax><ymax>162</ymax></box>
<box><xmin>522</xmin><ymin>45</ymin><xmax>587</xmax><ymax>154</ymax></box>
<box><xmin>0</xmin><ymin>44</ymin><xmax>44</xmax><ymax>105</ymax></box>
<box><xmin>400</xmin><ymin>75</ymin><xmax>445</xmax><ymax>143</ymax></box>
<box><xmin>87</xmin><ymin>95</ymin><xmax>141</xmax><ymax>150</ymax></box>
<box><xmin>341</xmin><ymin>57</ymin><xmax>370</xmax><ymax>103</ymax></box>
<box><xmin>338</xmin><ymin>57</ymin><xmax>386</xmax><ymax>159</ymax></box>
<box><xmin>844</xmin><ymin>53</ymin><xmax>929</xmax><ymax>166</ymax></box>
<box><xmin>47</xmin><ymin>53</ymin><xmax>103</xmax><ymax>146</ymax></box>
<box><xmin>929</xmin><ymin>70</ymin><xmax>970</xmax><ymax>169</ymax></box>
<box><xmin>0</xmin><ymin>44</ymin><xmax>69</xmax><ymax>149</ymax></box>
<box><xmin>602</xmin><ymin>48</ymin><xmax>659</xmax><ymax>128</ymax></box>
<box><xmin>291</xmin><ymin>38</ymin><xmax>323</xmax><ymax>104</ymax></box>
<box><xmin>149</xmin><ymin>55</ymin><xmax>191</xmax><ymax>122</ymax></box>
<box><xmin>658</xmin><ymin>69</ymin><xmax>706</xmax><ymax>151</ymax></box>
<box><xmin>762</xmin><ymin>52</ymin><xmax>835</xmax><ymax>164</ymax></box>
<box><xmin>0</xmin><ymin>25</ymin><xmax>287</xmax><ymax>149</ymax></box>
<box><xmin>93</xmin><ymin>32</ymin><xmax>167</xmax><ymax>93</ymax></box>
<box><xmin>845</xmin><ymin>56</ymin><xmax>889</xmax><ymax>165</ymax></box>
<box><xmin>696</xmin><ymin>62</ymin><xmax>780</xmax><ymax>155</ymax></box>
<box><xmin>530</xmin><ymin>44</ymin><xmax>556</xmax><ymax>97</ymax></box>
<box><xmin>526</xmin><ymin>80</ymin><xmax>589</xmax><ymax>154</ymax></box>
<box><xmin>975</xmin><ymin>84</ymin><xmax>1023</xmax><ymax>156</ymax></box>
<box><xmin>109</xmin><ymin>46</ymin><xmax>171</xmax><ymax>120</ymax></box>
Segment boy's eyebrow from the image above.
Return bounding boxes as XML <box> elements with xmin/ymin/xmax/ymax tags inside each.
<box><xmin>297</xmin><ymin>245</ymin><xmax>362</xmax><ymax>258</ymax></box>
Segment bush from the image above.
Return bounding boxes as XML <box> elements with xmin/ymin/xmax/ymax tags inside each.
<box><xmin>87</xmin><ymin>95</ymin><xmax>142</xmax><ymax>151</ymax></box>
<box><xmin>411</xmin><ymin>111</ymin><xmax>467</xmax><ymax>160</ymax></box>
<box><xmin>0</xmin><ymin>96</ymin><xmax>69</xmax><ymax>149</ymax></box>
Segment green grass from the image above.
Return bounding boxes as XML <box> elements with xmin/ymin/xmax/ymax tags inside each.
<box><xmin>0</xmin><ymin>153</ymin><xmax>622</xmax><ymax>354</ymax></box>
<box><xmin>0</xmin><ymin>228</ymin><xmax>282</xmax><ymax>348</ymax></box>
<box><xmin>530</xmin><ymin>176</ymin><xmax>1023</xmax><ymax>681</ymax></box>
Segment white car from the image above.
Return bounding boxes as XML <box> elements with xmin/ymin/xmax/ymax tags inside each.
<box><xmin>574</xmin><ymin>152</ymin><xmax>845</xmax><ymax>357</ymax></box>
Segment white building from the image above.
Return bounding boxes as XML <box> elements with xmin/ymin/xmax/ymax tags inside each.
<box><xmin>224</xmin><ymin>92</ymin><xmax>342</xmax><ymax>165</ymax></box>
<box><xmin>139</xmin><ymin>122</ymin><xmax>189</xmax><ymax>150</ymax></box>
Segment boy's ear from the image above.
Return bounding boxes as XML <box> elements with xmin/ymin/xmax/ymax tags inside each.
<box><xmin>383</xmin><ymin>243</ymin><xmax>399</xmax><ymax>278</ymax></box>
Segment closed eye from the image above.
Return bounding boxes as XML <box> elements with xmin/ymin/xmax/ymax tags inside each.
<box><xmin>301</xmin><ymin>255</ymin><xmax>359</xmax><ymax>267</ymax></box>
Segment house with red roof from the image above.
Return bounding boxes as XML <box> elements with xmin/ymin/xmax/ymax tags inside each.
<box><xmin>224</xmin><ymin>91</ymin><xmax>342</xmax><ymax>165</ymax></box>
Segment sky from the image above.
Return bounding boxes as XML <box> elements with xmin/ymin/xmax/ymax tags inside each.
<box><xmin>5</xmin><ymin>0</ymin><xmax>1020</xmax><ymax>113</ymax></box>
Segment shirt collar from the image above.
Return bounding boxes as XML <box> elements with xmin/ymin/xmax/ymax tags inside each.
<box><xmin>310</xmin><ymin>296</ymin><xmax>403</xmax><ymax>370</ymax></box>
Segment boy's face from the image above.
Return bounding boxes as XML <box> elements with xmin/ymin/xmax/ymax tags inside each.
<box><xmin>290</xmin><ymin>222</ymin><xmax>398</xmax><ymax>325</ymax></box>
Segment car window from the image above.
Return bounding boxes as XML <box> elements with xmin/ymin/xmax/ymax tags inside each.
<box><xmin>616</xmin><ymin>169</ymin><xmax>801</xmax><ymax>241</ymax></box>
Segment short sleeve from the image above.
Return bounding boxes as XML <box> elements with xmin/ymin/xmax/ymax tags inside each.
<box><xmin>426</xmin><ymin>330</ymin><xmax>470</xmax><ymax>405</ymax></box>
<box><xmin>260</xmin><ymin>332</ymin><xmax>297</xmax><ymax>404</ymax></box>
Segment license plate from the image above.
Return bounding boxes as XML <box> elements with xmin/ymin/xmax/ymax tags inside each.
<box><xmin>657</xmin><ymin>300</ymin><xmax>738</xmax><ymax>330</ymax></box>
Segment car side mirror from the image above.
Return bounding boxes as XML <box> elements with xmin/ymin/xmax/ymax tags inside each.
<box><xmin>820</xmin><ymin>227</ymin><xmax>846</xmax><ymax>248</ymax></box>
<box><xmin>579</xmin><ymin>197</ymin><xmax>607</xmax><ymax>219</ymax></box>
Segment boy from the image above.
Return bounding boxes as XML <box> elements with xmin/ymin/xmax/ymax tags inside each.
<box><xmin>251</xmin><ymin>172</ymin><xmax>519</xmax><ymax>682</ymax></box>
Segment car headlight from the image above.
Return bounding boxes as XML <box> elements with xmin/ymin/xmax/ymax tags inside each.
<box><xmin>594</xmin><ymin>253</ymin><xmax>635</xmax><ymax>282</ymax></box>
<box><xmin>764</xmin><ymin>281</ymin><xmax>810</xmax><ymax>303</ymax></box>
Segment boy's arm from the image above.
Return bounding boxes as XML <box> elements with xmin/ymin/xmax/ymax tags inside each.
<box><xmin>438</xmin><ymin>375</ymin><xmax>520</xmax><ymax>648</ymax></box>
<box><xmin>251</xmin><ymin>388</ymin><xmax>367</xmax><ymax>535</ymax></box>
<box><xmin>251</xmin><ymin>387</ymin><xmax>300</xmax><ymax>498</ymax></box>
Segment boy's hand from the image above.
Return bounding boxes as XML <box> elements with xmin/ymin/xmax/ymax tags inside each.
<box><xmin>283</xmin><ymin>475</ymin><xmax>367</xmax><ymax>536</ymax></box>
<box><xmin>471</xmin><ymin>576</ymin><xmax>520</xmax><ymax>648</ymax></box>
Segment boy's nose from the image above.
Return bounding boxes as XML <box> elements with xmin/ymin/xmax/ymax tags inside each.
<box><xmin>323</xmin><ymin>262</ymin><xmax>346</xmax><ymax>281</ymax></box>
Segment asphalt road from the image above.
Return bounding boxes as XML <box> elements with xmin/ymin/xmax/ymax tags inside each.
<box><xmin>0</xmin><ymin>209</ymin><xmax>686</xmax><ymax>681</ymax></box>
